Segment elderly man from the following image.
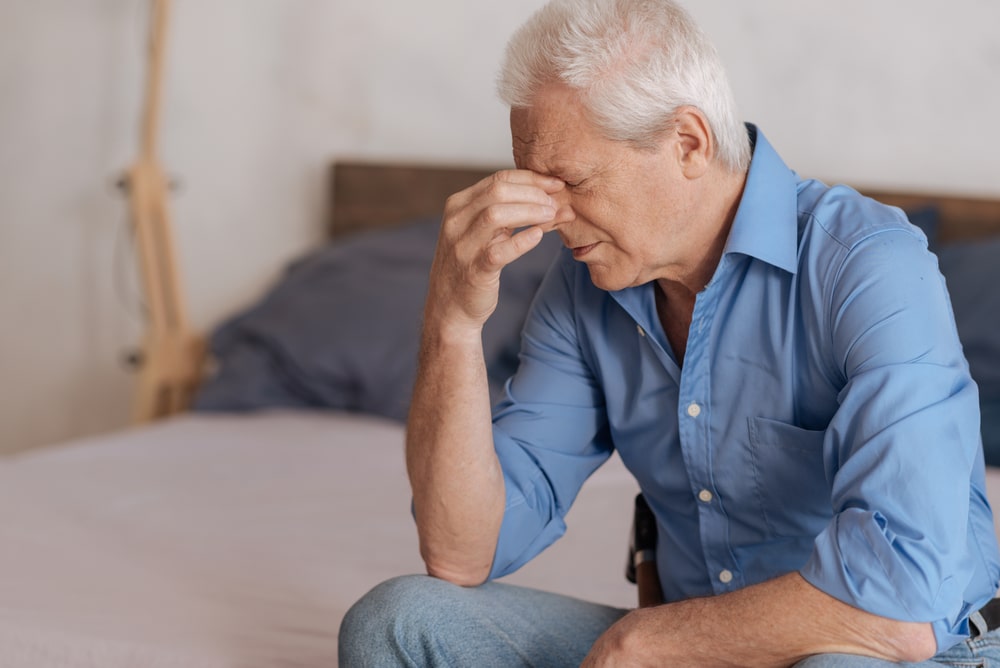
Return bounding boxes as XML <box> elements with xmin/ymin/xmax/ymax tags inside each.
<box><xmin>339</xmin><ymin>0</ymin><xmax>1000</xmax><ymax>665</ymax></box>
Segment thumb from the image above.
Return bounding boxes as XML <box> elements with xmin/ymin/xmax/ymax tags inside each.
<box><xmin>511</xmin><ymin>226</ymin><xmax>544</xmax><ymax>257</ymax></box>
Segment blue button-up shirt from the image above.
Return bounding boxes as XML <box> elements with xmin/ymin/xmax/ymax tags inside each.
<box><xmin>488</xmin><ymin>126</ymin><xmax>1000</xmax><ymax>650</ymax></box>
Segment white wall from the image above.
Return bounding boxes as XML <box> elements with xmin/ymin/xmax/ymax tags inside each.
<box><xmin>1</xmin><ymin>0</ymin><xmax>997</xmax><ymax>453</ymax></box>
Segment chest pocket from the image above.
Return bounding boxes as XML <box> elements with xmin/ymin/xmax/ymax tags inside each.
<box><xmin>748</xmin><ymin>416</ymin><xmax>832</xmax><ymax>539</ymax></box>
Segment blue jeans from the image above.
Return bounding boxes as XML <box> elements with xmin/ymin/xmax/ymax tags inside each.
<box><xmin>339</xmin><ymin>575</ymin><xmax>1000</xmax><ymax>667</ymax></box>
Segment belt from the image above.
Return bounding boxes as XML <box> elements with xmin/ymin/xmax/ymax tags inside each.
<box><xmin>969</xmin><ymin>598</ymin><xmax>1000</xmax><ymax>638</ymax></box>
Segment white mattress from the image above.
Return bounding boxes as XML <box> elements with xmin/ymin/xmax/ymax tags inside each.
<box><xmin>0</xmin><ymin>410</ymin><xmax>638</xmax><ymax>667</ymax></box>
<box><xmin>3</xmin><ymin>410</ymin><xmax>1000</xmax><ymax>667</ymax></box>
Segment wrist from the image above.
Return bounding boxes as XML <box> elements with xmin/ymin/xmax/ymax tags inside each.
<box><xmin>420</xmin><ymin>309</ymin><xmax>486</xmax><ymax>349</ymax></box>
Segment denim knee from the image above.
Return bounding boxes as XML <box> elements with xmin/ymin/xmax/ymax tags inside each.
<box><xmin>338</xmin><ymin>574</ymin><xmax>460</xmax><ymax>666</ymax></box>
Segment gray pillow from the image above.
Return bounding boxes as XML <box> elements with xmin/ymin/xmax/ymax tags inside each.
<box><xmin>906</xmin><ymin>206</ymin><xmax>941</xmax><ymax>249</ymax></box>
<box><xmin>937</xmin><ymin>236</ymin><xmax>1000</xmax><ymax>398</ymax></box>
<box><xmin>194</xmin><ymin>217</ymin><xmax>561</xmax><ymax>421</ymax></box>
<box><xmin>936</xmin><ymin>236</ymin><xmax>1000</xmax><ymax>466</ymax></box>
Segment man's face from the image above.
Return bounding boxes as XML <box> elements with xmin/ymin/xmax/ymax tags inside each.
<box><xmin>511</xmin><ymin>84</ymin><xmax>695</xmax><ymax>292</ymax></box>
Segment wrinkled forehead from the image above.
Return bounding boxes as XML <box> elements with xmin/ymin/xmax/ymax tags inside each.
<box><xmin>512</xmin><ymin>118</ymin><xmax>584</xmax><ymax>174</ymax></box>
<box><xmin>509</xmin><ymin>87</ymin><xmax>602</xmax><ymax>171</ymax></box>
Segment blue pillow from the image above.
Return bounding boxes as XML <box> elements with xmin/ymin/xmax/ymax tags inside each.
<box><xmin>937</xmin><ymin>237</ymin><xmax>1000</xmax><ymax>398</ymax></box>
<box><xmin>194</xmin><ymin>217</ymin><xmax>561</xmax><ymax>421</ymax></box>
<box><xmin>935</xmin><ymin>236</ymin><xmax>1000</xmax><ymax>465</ymax></box>
<box><xmin>982</xmin><ymin>396</ymin><xmax>1000</xmax><ymax>468</ymax></box>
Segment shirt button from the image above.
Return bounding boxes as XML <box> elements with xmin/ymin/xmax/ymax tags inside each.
<box><xmin>719</xmin><ymin>569</ymin><xmax>733</xmax><ymax>584</ymax></box>
<box><xmin>636</xmin><ymin>325</ymin><xmax>646</xmax><ymax>337</ymax></box>
<box><xmin>698</xmin><ymin>489</ymin><xmax>713</xmax><ymax>503</ymax></box>
<box><xmin>687</xmin><ymin>402</ymin><xmax>701</xmax><ymax>418</ymax></box>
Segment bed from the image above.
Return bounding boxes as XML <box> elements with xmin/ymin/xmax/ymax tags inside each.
<box><xmin>2</xmin><ymin>162</ymin><xmax>999</xmax><ymax>667</ymax></box>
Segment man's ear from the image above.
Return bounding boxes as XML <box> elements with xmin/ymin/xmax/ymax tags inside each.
<box><xmin>671</xmin><ymin>106</ymin><xmax>714</xmax><ymax>179</ymax></box>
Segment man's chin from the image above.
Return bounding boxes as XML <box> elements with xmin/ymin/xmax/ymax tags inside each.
<box><xmin>585</xmin><ymin>265</ymin><xmax>629</xmax><ymax>292</ymax></box>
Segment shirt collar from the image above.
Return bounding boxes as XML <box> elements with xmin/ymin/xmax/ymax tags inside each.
<box><xmin>723</xmin><ymin>124</ymin><xmax>799</xmax><ymax>275</ymax></box>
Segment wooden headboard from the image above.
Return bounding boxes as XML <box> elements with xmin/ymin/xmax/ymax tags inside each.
<box><xmin>329</xmin><ymin>160</ymin><xmax>1000</xmax><ymax>244</ymax></box>
<box><xmin>863</xmin><ymin>189</ymin><xmax>1000</xmax><ymax>244</ymax></box>
<box><xmin>329</xmin><ymin>162</ymin><xmax>501</xmax><ymax>239</ymax></box>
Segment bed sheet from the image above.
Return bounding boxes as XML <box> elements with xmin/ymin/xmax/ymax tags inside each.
<box><xmin>3</xmin><ymin>410</ymin><xmax>1000</xmax><ymax>666</ymax></box>
<box><xmin>0</xmin><ymin>410</ymin><xmax>637</xmax><ymax>667</ymax></box>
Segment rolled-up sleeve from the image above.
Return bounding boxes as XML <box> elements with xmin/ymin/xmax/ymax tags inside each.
<box><xmin>799</xmin><ymin>229</ymin><xmax>998</xmax><ymax>650</ymax></box>
<box><xmin>488</xmin><ymin>253</ymin><xmax>614</xmax><ymax>579</ymax></box>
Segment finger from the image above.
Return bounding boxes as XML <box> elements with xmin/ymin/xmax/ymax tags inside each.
<box><xmin>494</xmin><ymin>168</ymin><xmax>565</xmax><ymax>192</ymax></box>
<box><xmin>479</xmin><ymin>226</ymin><xmax>545</xmax><ymax>272</ymax></box>
<box><xmin>485</xmin><ymin>168</ymin><xmax>564</xmax><ymax>193</ymax></box>
<box><xmin>447</xmin><ymin>169</ymin><xmax>564</xmax><ymax>212</ymax></box>
<box><xmin>533</xmin><ymin>202</ymin><xmax>576</xmax><ymax>234</ymax></box>
<box><xmin>446</xmin><ymin>204</ymin><xmax>548</xmax><ymax>268</ymax></box>
<box><xmin>471</xmin><ymin>200</ymin><xmax>557</xmax><ymax>236</ymax></box>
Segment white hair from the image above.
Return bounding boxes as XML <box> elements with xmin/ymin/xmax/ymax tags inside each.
<box><xmin>498</xmin><ymin>0</ymin><xmax>751</xmax><ymax>173</ymax></box>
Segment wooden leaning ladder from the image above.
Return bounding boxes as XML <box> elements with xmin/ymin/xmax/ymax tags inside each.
<box><xmin>125</xmin><ymin>0</ymin><xmax>205</xmax><ymax>423</ymax></box>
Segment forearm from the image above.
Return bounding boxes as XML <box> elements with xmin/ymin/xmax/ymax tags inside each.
<box><xmin>406</xmin><ymin>319</ymin><xmax>506</xmax><ymax>586</ymax></box>
<box><xmin>586</xmin><ymin>572</ymin><xmax>936</xmax><ymax>667</ymax></box>
<box><xmin>406</xmin><ymin>169</ymin><xmax>563</xmax><ymax>586</ymax></box>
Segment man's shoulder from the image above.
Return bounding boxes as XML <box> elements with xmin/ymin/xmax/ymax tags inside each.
<box><xmin>795</xmin><ymin>179</ymin><xmax>924</xmax><ymax>252</ymax></box>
